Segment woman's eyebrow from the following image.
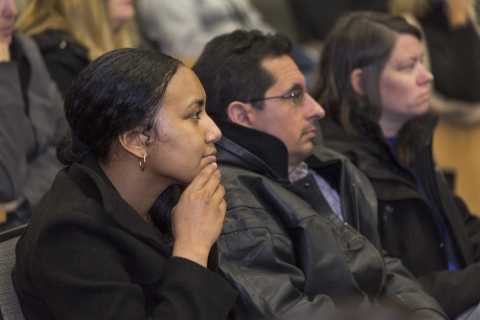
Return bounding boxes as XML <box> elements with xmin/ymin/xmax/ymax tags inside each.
<box><xmin>397</xmin><ymin>56</ymin><xmax>417</xmax><ymax>64</ymax></box>
<box><xmin>185</xmin><ymin>98</ymin><xmax>205</xmax><ymax>110</ymax></box>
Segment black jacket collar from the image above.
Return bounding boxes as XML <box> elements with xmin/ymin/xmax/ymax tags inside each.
<box><xmin>213</xmin><ymin>117</ymin><xmax>290</xmax><ymax>183</ymax></box>
<box><xmin>347</xmin><ymin>108</ymin><xmax>437</xmax><ymax>159</ymax></box>
<box><xmin>321</xmin><ymin>108</ymin><xmax>438</xmax><ymax>184</ymax></box>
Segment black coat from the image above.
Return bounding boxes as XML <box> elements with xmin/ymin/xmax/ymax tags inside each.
<box><xmin>12</xmin><ymin>154</ymin><xmax>237</xmax><ymax>319</ymax></box>
<box><xmin>32</xmin><ymin>30</ymin><xmax>89</xmax><ymax>98</ymax></box>
<box><xmin>321</xmin><ymin>113</ymin><xmax>480</xmax><ymax>319</ymax></box>
<box><xmin>213</xmin><ymin>119</ymin><xmax>447</xmax><ymax>319</ymax></box>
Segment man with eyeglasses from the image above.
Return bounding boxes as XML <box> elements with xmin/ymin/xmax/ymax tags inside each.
<box><xmin>192</xmin><ymin>30</ymin><xmax>447</xmax><ymax>320</ymax></box>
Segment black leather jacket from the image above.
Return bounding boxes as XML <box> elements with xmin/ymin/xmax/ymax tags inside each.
<box><xmin>321</xmin><ymin>112</ymin><xmax>480</xmax><ymax>319</ymax></box>
<box><xmin>214</xmin><ymin>119</ymin><xmax>447</xmax><ymax>319</ymax></box>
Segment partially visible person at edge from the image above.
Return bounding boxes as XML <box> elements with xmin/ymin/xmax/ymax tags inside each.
<box><xmin>13</xmin><ymin>48</ymin><xmax>237</xmax><ymax>319</ymax></box>
<box><xmin>0</xmin><ymin>0</ymin><xmax>65</xmax><ymax>231</ymax></box>
<box><xmin>135</xmin><ymin>0</ymin><xmax>318</xmax><ymax>84</ymax></box>
<box><xmin>315</xmin><ymin>11</ymin><xmax>480</xmax><ymax>320</ymax></box>
<box><xmin>15</xmin><ymin>0</ymin><xmax>139</xmax><ymax>97</ymax></box>
<box><xmin>389</xmin><ymin>0</ymin><xmax>480</xmax><ymax>125</ymax></box>
<box><xmin>191</xmin><ymin>29</ymin><xmax>448</xmax><ymax>319</ymax></box>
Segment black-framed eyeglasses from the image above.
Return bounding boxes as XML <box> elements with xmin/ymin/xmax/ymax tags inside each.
<box><xmin>248</xmin><ymin>88</ymin><xmax>308</xmax><ymax>106</ymax></box>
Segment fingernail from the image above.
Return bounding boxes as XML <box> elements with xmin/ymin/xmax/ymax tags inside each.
<box><xmin>212</xmin><ymin>162</ymin><xmax>217</xmax><ymax>169</ymax></box>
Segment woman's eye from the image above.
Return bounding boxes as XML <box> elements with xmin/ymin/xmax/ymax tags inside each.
<box><xmin>191</xmin><ymin>111</ymin><xmax>201</xmax><ymax>119</ymax></box>
<box><xmin>400</xmin><ymin>64</ymin><xmax>415</xmax><ymax>72</ymax></box>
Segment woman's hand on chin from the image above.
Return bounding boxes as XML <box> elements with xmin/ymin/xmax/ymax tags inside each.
<box><xmin>171</xmin><ymin>162</ymin><xmax>226</xmax><ymax>267</ymax></box>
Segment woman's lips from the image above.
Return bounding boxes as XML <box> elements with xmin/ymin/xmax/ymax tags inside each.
<box><xmin>418</xmin><ymin>92</ymin><xmax>430</xmax><ymax>102</ymax></box>
<box><xmin>203</xmin><ymin>151</ymin><xmax>217</xmax><ymax>163</ymax></box>
<box><xmin>0</xmin><ymin>26</ymin><xmax>14</xmax><ymax>37</ymax></box>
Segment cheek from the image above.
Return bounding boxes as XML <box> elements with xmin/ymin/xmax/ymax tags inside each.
<box><xmin>269</xmin><ymin>115</ymin><xmax>294</xmax><ymax>142</ymax></box>
<box><xmin>280</xmin><ymin>115</ymin><xmax>306</xmax><ymax>150</ymax></box>
<box><xmin>380</xmin><ymin>78</ymin><xmax>400</xmax><ymax>98</ymax></box>
<box><xmin>168</xmin><ymin>126</ymin><xmax>205</xmax><ymax>161</ymax></box>
<box><xmin>380</xmin><ymin>77</ymin><xmax>411</xmax><ymax>108</ymax></box>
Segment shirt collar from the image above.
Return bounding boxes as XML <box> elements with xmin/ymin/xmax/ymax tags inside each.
<box><xmin>288</xmin><ymin>162</ymin><xmax>309</xmax><ymax>183</ymax></box>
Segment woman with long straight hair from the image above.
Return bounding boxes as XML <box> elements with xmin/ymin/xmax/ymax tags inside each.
<box><xmin>316</xmin><ymin>11</ymin><xmax>480</xmax><ymax>319</ymax></box>
<box><xmin>15</xmin><ymin>0</ymin><xmax>139</xmax><ymax>97</ymax></box>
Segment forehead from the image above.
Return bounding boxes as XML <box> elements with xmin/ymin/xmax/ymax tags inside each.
<box><xmin>161</xmin><ymin>67</ymin><xmax>205</xmax><ymax>110</ymax></box>
<box><xmin>260</xmin><ymin>55</ymin><xmax>306</xmax><ymax>93</ymax></box>
<box><xmin>388</xmin><ymin>34</ymin><xmax>423</xmax><ymax>63</ymax></box>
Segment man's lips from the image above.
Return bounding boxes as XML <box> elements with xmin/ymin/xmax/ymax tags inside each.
<box><xmin>302</xmin><ymin>127</ymin><xmax>316</xmax><ymax>137</ymax></box>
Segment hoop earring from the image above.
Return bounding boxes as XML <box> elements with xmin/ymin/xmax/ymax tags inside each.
<box><xmin>139</xmin><ymin>155</ymin><xmax>146</xmax><ymax>171</ymax></box>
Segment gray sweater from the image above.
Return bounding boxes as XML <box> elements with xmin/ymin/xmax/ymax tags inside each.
<box><xmin>0</xmin><ymin>31</ymin><xmax>66</xmax><ymax>227</ymax></box>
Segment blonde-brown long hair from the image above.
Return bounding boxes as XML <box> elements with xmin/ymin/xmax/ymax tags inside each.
<box><xmin>389</xmin><ymin>0</ymin><xmax>477</xmax><ymax>22</ymax></box>
<box><xmin>16</xmin><ymin>0</ymin><xmax>138</xmax><ymax>61</ymax></box>
<box><xmin>389</xmin><ymin>0</ymin><xmax>431</xmax><ymax>18</ymax></box>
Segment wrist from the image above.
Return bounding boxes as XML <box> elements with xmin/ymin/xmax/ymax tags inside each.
<box><xmin>172</xmin><ymin>242</ymin><xmax>211</xmax><ymax>267</ymax></box>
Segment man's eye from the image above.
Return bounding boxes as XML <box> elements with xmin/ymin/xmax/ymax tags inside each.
<box><xmin>292</xmin><ymin>90</ymin><xmax>304</xmax><ymax>105</ymax></box>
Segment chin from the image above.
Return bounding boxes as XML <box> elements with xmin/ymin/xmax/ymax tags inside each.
<box><xmin>180</xmin><ymin>176</ymin><xmax>196</xmax><ymax>186</ymax></box>
<box><xmin>415</xmin><ymin>101</ymin><xmax>430</xmax><ymax>114</ymax></box>
<box><xmin>304</xmin><ymin>142</ymin><xmax>314</xmax><ymax>153</ymax></box>
<box><xmin>295</xmin><ymin>145</ymin><xmax>314</xmax><ymax>163</ymax></box>
<box><xmin>183</xmin><ymin>169</ymin><xmax>204</xmax><ymax>185</ymax></box>
<box><xmin>2</xmin><ymin>35</ymin><xmax>12</xmax><ymax>44</ymax></box>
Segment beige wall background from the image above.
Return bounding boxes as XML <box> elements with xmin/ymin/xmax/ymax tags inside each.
<box><xmin>434</xmin><ymin>120</ymin><xmax>480</xmax><ymax>218</ymax></box>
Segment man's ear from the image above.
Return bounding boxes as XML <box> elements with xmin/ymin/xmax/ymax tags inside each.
<box><xmin>118</xmin><ymin>128</ymin><xmax>148</xmax><ymax>159</ymax></box>
<box><xmin>227</xmin><ymin>101</ymin><xmax>254</xmax><ymax>127</ymax></box>
<box><xmin>350</xmin><ymin>68</ymin><xmax>365</xmax><ymax>96</ymax></box>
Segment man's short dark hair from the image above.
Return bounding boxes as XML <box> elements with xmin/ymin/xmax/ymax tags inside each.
<box><xmin>192</xmin><ymin>29</ymin><xmax>292</xmax><ymax>120</ymax></box>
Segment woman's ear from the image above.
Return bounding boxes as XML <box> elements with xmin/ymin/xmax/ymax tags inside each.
<box><xmin>350</xmin><ymin>68</ymin><xmax>365</xmax><ymax>96</ymax></box>
<box><xmin>227</xmin><ymin>101</ymin><xmax>253</xmax><ymax>127</ymax></box>
<box><xmin>118</xmin><ymin>128</ymin><xmax>148</xmax><ymax>159</ymax></box>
